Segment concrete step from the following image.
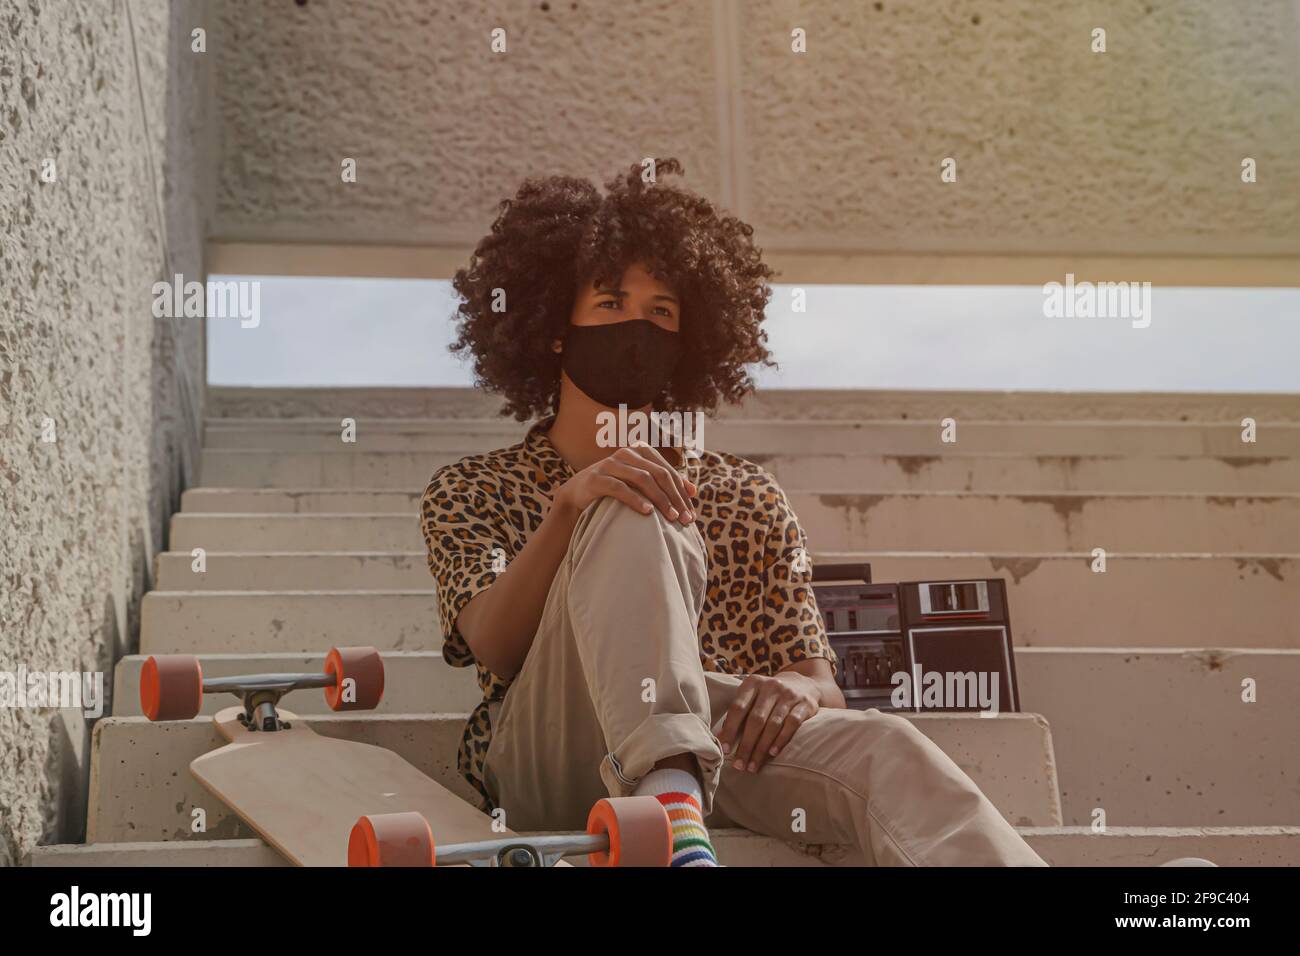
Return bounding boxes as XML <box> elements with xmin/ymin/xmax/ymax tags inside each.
<box><xmin>199</xmin><ymin>449</ymin><xmax>443</xmax><ymax>489</ymax></box>
<box><xmin>203</xmin><ymin>417</ymin><xmax>1300</xmax><ymax>457</ymax></box>
<box><xmin>203</xmin><ymin>385</ymin><xmax>1300</xmax><ymax>425</ymax></box>
<box><xmin>138</xmin><ymin>566</ymin><xmax>1300</xmax><ymax>650</ymax></box>
<box><xmin>154</xmin><ymin>551</ymin><xmax>434</xmax><ymax>590</ymax></box>
<box><xmin>138</xmin><ymin>591</ymin><xmax>435</xmax><ymax>654</ymax></box>
<box><xmin>168</xmin><ymin>491</ymin><xmax>1300</xmax><ymax>553</ymax></box>
<box><xmin>170</xmin><ymin>513</ymin><xmax>422</xmax><ymax>552</ymax></box>
<box><xmin>29</xmin><ymin>826</ymin><xmax>1300</xmax><ymax>866</ymax></box>
<box><xmin>110</xmin><ymin>648</ymin><xmax>1300</xmax><ymax>828</ymax></box>
<box><xmin>799</xmin><ymin>492</ymin><xmax>1300</xmax><ymax>552</ymax></box>
<box><xmin>183</xmin><ymin>488</ymin><xmax>422</xmax><ymax>513</ymax></box>
<box><xmin>206</xmin><ymin>418</ymin><xmax>522</xmax><ymax>451</ymax></box>
<box><xmin>1017</xmin><ymin>648</ymin><xmax>1300</xmax><ymax>828</ymax></box>
<box><xmin>30</xmin><ymin>840</ymin><xmax>289</xmax><ymax>867</ymax></box>
<box><xmin>150</xmin><ymin>549</ymin><xmax>1300</xmax><ymax>645</ymax></box>
<box><xmin>756</xmin><ymin>826</ymin><xmax>1300</xmax><ymax>866</ymax></box>
<box><xmin>197</xmin><ymin>448</ymin><xmax>1300</xmax><ymax>493</ymax></box>
<box><xmin>85</xmin><ymin>711</ymin><xmax>1061</xmax><ymax>843</ymax></box>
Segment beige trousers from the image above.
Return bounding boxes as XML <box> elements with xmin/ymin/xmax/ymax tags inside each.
<box><xmin>481</xmin><ymin>497</ymin><xmax>1047</xmax><ymax>866</ymax></box>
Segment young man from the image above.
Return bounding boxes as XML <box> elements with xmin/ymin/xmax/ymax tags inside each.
<box><xmin>421</xmin><ymin>158</ymin><xmax>1046</xmax><ymax>867</ymax></box>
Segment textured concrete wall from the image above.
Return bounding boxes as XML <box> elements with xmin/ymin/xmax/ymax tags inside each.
<box><xmin>738</xmin><ymin>0</ymin><xmax>1300</xmax><ymax>255</ymax></box>
<box><xmin>210</xmin><ymin>0</ymin><xmax>1300</xmax><ymax>255</ymax></box>
<box><xmin>0</xmin><ymin>0</ymin><xmax>213</xmax><ymax>865</ymax></box>
<box><xmin>212</xmin><ymin>0</ymin><xmax>722</xmax><ymax>244</ymax></box>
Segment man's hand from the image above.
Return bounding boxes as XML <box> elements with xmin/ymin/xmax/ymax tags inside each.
<box><xmin>554</xmin><ymin>443</ymin><xmax>696</xmax><ymax>525</ymax></box>
<box><xmin>717</xmin><ymin>671</ymin><xmax>822</xmax><ymax>773</ymax></box>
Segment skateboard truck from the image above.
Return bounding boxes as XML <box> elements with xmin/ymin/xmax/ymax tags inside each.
<box><xmin>349</xmin><ymin>797</ymin><xmax>674</xmax><ymax>868</ymax></box>
<box><xmin>140</xmin><ymin>646</ymin><xmax>385</xmax><ymax>728</ymax></box>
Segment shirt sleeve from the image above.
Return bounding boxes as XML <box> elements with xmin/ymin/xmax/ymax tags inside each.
<box><xmin>759</xmin><ymin>475</ymin><xmax>838</xmax><ymax>676</ymax></box>
<box><xmin>420</xmin><ymin>467</ymin><xmax>511</xmax><ymax>668</ymax></box>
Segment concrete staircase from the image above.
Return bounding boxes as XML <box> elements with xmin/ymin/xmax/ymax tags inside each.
<box><xmin>31</xmin><ymin>389</ymin><xmax>1300</xmax><ymax>866</ymax></box>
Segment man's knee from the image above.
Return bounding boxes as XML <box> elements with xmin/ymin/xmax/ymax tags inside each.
<box><xmin>798</xmin><ymin>708</ymin><xmax>956</xmax><ymax>784</ymax></box>
<box><xmin>859</xmin><ymin>711</ymin><xmax>993</xmax><ymax>807</ymax></box>
<box><xmin>570</xmin><ymin>496</ymin><xmax>705</xmax><ymax>575</ymax></box>
<box><xmin>865</xmin><ymin>710</ymin><xmax>957</xmax><ymax>768</ymax></box>
<box><xmin>872</xmin><ymin>710</ymin><xmax>930</xmax><ymax>747</ymax></box>
<box><xmin>579</xmin><ymin>495</ymin><xmax>699</xmax><ymax>540</ymax></box>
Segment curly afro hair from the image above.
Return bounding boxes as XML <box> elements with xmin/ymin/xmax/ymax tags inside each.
<box><xmin>449</xmin><ymin>158</ymin><xmax>776</xmax><ymax>421</ymax></box>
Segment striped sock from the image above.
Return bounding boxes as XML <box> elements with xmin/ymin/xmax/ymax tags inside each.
<box><xmin>633</xmin><ymin>767</ymin><xmax>720</xmax><ymax>868</ymax></box>
<box><xmin>657</xmin><ymin>790</ymin><xmax>720</xmax><ymax>867</ymax></box>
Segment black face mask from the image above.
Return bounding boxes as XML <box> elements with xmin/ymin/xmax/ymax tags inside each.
<box><xmin>561</xmin><ymin>320</ymin><xmax>681</xmax><ymax>409</ymax></box>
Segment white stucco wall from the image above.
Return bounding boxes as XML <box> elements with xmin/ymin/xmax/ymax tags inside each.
<box><xmin>0</xmin><ymin>0</ymin><xmax>213</xmax><ymax>865</ymax></box>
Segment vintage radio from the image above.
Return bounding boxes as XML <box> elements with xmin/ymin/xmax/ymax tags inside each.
<box><xmin>812</xmin><ymin>564</ymin><xmax>1020</xmax><ymax>714</ymax></box>
<box><xmin>810</xmin><ymin>563</ymin><xmax>903</xmax><ymax>711</ymax></box>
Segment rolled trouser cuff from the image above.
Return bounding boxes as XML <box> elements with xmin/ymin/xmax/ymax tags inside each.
<box><xmin>599</xmin><ymin>712</ymin><xmax>724</xmax><ymax>816</ymax></box>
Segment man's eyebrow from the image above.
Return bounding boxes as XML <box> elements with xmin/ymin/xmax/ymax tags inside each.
<box><xmin>592</xmin><ymin>287</ymin><xmax>678</xmax><ymax>304</ymax></box>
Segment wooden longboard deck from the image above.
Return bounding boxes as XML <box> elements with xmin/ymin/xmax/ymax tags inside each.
<box><xmin>192</xmin><ymin>706</ymin><xmax>532</xmax><ymax>867</ymax></box>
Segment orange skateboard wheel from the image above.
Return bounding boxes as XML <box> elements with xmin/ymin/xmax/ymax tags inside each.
<box><xmin>348</xmin><ymin>812</ymin><xmax>435</xmax><ymax>867</ymax></box>
<box><xmin>586</xmin><ymin>796</ymin><xmax>673</xmax><ymax>867</ymax></box>
<box><xmin>324</xmin><ymin>646</ymin><xmax>385</xmax><ymax>711</ymax></box>
<box><xmin>139</xmin><ymin>655</ymin><xmax>203</xmax><ymax>721</ymax></box>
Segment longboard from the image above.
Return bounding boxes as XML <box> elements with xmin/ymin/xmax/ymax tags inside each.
<box><xmin>192</xmin><ymin>706</ymin><xmax>521</xmax><ymax>867</ymax></box>
<box><xmin>142</xmin><ymin>647</ymin><xmax>670</xmax><ymax>867</ymax></box>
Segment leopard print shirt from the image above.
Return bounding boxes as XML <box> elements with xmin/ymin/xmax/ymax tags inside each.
<box><xmin>420</xmin><ymin>415</ymin><xmax>837</xmax><ymax>810</ymax></box>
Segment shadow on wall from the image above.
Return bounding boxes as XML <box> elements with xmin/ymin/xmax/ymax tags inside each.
<box><xmin>21</xmin><ymin>593</ymin><xmax>123</xmax><ymax>865</ymax></box>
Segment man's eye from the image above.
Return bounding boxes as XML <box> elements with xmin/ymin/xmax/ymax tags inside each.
<box><xmin>597</xmin><ymin>299</ymin><xmax>621</xmax><ymax>309</ymax></box>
